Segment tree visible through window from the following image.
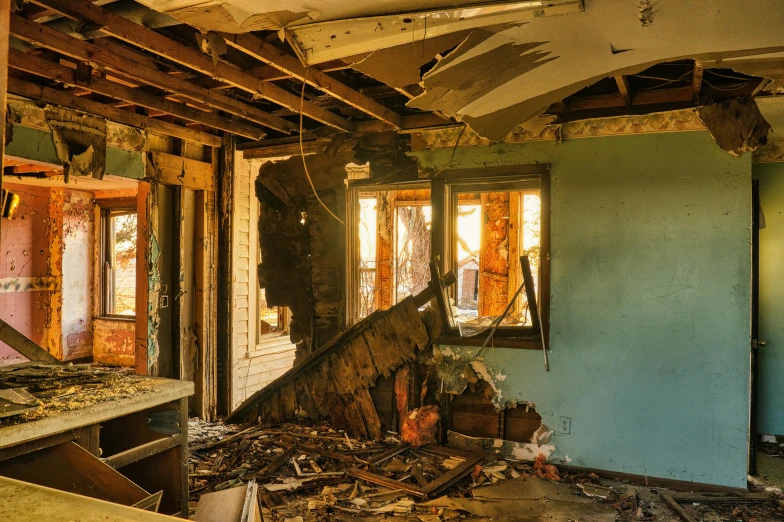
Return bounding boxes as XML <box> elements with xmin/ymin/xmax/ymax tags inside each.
<box><xmin>103</xmin><ymin>210</ymin><xmax>137</xmax><ymax>317</ymax></box>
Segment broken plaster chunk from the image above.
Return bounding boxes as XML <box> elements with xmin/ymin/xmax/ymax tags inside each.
<box><xmin>698</xmin><ymin>98</ymin><xmax>771</xmax><ymax>157</ymax></box>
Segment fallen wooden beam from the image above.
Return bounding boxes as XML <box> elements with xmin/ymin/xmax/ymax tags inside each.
<box><xmin>9</xmin><ymin>14</ymin><xmax>296</xmax><ymax>135</ymax></box>
<box><xmin>0</xmin><ymin>318</ymin><xmax>59</xmax><ymax>363</ymax></box>
<box><xmin>225</xmin><ymin>272</ymin><xmax>455</xmax><ymax>436</ymax></box>
<box><xmin>36</xmin><ymin>0</ymin><xmax>354</xmax><ymax>132</ymax></box>
<box><xmin>7</xmin><ymin>77</ymin><xmax>221</xmax><ymax>147</ymax></box>
<box><xmin>220</xmin><ymin>33</ymin><xmax>402</xmax><ymax>129</ymax></box>
<box><xmin>8</xmin><ymin>49</ymin><xmax>267</xmax><ymax>141</ymax></box>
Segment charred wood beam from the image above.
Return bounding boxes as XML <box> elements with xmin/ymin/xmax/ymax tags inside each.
<box><xmin>35</xmin><ymin>0</ymin><xmax>355</xmax><ymax>132</ymax></box>
<box><xmin>9</xmin><ymin>14</ymin><xmax>297</xmax><ymax>134</ymax></box>
<box><xmin>0</xmin><ymin>318</ymin><xmax>59</xmax><ymax>363</ymax></box>
<box><xmin>8</xmin><ymin>49</ymin><xmax>267</xmax><ymax>140</ymax></box>
<box><xmin>8</xmin><ymin>76</ymin><xmax>222</xmax><ymax>146</ymax></box>
<box><xmin>220</xmin><ymin>33</ymin><xmax>402</xmax><ymax>129</ymax></box>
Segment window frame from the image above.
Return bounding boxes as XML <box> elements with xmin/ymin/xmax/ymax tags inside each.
<box><xmin>430</xmin><ymin>165</ymin><xmax>550</xmax><ymax>350</ymax></box>
<box><xmin>346</xmin><ymin>180</ymin><xmax>431</xmax><ymax>325</ymax></box>
<box><xmin>99</xmin><ymin>206</ymin><xmax>138</xmax><ymax>320</ymax></box>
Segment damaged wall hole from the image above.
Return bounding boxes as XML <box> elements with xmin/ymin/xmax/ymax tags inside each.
<box><xmin>449</xmin><ymin>378</ymin><xmax>545</xmax><ymax>445</ymax></box>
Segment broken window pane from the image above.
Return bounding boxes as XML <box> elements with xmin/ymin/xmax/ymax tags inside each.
<box><xmin>358</xmin><ymin>196</ymin><xmax>378</xmax><ymax>319</ymax></box>
<box><xmin>106</xmin><ymin>212</ymin><xmax>137</xmax><ymax>316</ymax></box>
<box><xmin>395</xmin><ymin>204</ymin><xmax>431</xmax><ymax>303</ymax></box>
<box><xmin>453</xmin><ymin>189</ymin><xmax>541</xmax><ymax>328</ymax></box>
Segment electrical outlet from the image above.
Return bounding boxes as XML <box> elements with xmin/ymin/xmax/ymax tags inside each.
<box><xmin>558</xmin><ymin>416</ymin><xmax>571</xmax><ymax>435</ymax></box>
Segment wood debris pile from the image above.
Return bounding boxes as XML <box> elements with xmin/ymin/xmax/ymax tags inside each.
<box><xmin>188</xmin><ymin>420</ymin><xmax>620</xmax><ymax>521</ymax></box>
<box><xmin>0</xmin><ymin>363</ymin><xmax>154</xmax><ymax>424</ymax></box>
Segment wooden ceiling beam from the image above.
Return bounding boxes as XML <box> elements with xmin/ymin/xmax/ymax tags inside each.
<box><xmin>8</xmin><ymin>49</ymin><xmax>267</xmax><ymax>140</ymax></box>
<box><xmin>220</xmin><ymin>32</ymin><xmax>402</xmax><ymax>129</ymax></box>
<box><xmin>614</xmin><ymin>75</ymin><xmax>632</xmax><ymax>106</ymax></box>
<box><xmin>9</xmin><ymin>14</ymin><xmax>297</xmax><ymax>134</ymax></box>
<box><xmin>691</xmin><ymin>61</ymin><xmax>704</xmax><ymax>101</ymax></box>
<box><xmin>35</xmin><ymin>0</ymin><xmax>355</xmax><ymax>132</ymax></box>
<box><xmin>7</xmin><ymin>76</ymin><xmax>222</xmax><ymax>147</ymax></box>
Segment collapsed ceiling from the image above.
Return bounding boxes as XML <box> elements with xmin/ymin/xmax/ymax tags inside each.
<box><xmin>139</xmin><ymin>0</ymin><xmax>784</xmax><ymax>141</ymax></box>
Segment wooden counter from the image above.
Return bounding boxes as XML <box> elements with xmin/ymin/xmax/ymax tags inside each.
<box><xmin>0</xmin><ymin>376</ymin><xmax>194</xmax><ymax>517</ymax></box>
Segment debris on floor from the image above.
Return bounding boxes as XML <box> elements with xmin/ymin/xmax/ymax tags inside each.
<box><xmin>188</xmin><ymin>419</ymin><xmax>663</xmax><ymax>521</ymax></box>
<box><xmin>0</xmin><ymin>363</ymin><xmax>154</xmax><ymax>425</ymax></box>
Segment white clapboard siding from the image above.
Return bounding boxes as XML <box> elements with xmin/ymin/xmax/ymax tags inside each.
<box><xmin>230</xmin><ymin>154</ymin><xmax>296</xmax><ymax>411</ymax></box>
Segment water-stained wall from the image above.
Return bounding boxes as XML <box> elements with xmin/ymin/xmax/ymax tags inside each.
<box><xmin>414</xmin><ymin>131</ymin><xmax>752</xmax><ymax>489</ymax></box>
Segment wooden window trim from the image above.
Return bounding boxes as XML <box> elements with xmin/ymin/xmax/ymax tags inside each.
<box><xmin>99</xmin><ymin>206</ymin><xmax>137</xmax><ymax>320</ymax></box>
<box><xmin>431</xmin><ymin>165</ymin><xmax>550</xmax><ymax>350</ymax></box>
<box><xmin>346</xmin><ymin>181</ymin><xmax>431</xmax><ymax>325</ymax></box>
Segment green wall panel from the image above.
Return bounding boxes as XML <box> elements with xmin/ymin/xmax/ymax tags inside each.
<box><xmin>415</xmin><ymin>131</ymin><xmax>752</xmax><ymax>488</ymax></box>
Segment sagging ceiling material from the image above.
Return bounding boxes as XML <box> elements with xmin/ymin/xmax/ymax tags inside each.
<box><xmin>280</xmin><ymin>0</ymin><xmax>784</xmax><ymax>141</ymax></box>
<box><xmin>283</xmin><ymin>1</ymin><xmax>585</xmax><ymax>66</ymax></box>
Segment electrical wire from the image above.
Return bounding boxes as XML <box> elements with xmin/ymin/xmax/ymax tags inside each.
<box><xmin>299</xmin><ymin>67</ymin><xmax>345</xmax><ymax>226</ymax></box>
<box><xmin>704</xmin><ymin>69</ymin><xmax>755</xmax><ymax>82</ymax></box>
<box><xmin>702</xmin><ymin>78</ymin><xmax>755</xmax><ymax>91</ymax></box>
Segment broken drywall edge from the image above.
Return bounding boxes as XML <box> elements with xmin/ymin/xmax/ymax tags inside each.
<box><xmin>432</xmin><ymin>345</ymin><xmax>508</xmax><ymax>409</ymax></box>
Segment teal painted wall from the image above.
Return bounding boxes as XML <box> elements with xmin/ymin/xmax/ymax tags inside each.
<box><xmin>754</xmin><ymin>162</ymin><xmax>784</xmax><ymax>436</ymax></box>
<box><xmin>5</xmin><ymin>124</ymin><xmax>144</xmax><ymax>179</ymax></box>
<box><xmin>415</xmin><ymin>131</ymin><xmax>752</xmax><ymax>488</ymax></box>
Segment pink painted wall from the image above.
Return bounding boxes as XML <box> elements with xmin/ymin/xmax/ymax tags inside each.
<box><xmin>0</xmin><ymin>184</ymin><xmax>52</xmax><ymax>364</ymax></box>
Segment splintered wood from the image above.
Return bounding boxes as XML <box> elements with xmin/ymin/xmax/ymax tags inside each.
<box><xmin>226</xmin><ymin>297</ymin><xmax>429</xmax><ymax>439</ymax></box>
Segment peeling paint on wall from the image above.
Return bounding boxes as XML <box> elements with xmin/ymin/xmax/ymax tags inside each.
<box><xmin>432</xmin><ymin>345</ymin><xmax>511</xmax><ymax>409</ymax></box>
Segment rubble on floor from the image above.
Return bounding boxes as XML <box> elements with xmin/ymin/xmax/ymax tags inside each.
<box><xmin>0</xmin><ymin>363</ymin><xmax>154</xmax><ymax>424</ymax></box>
<box><xmin>187</xmin><ymin>419</ymin><xmax>709</xmax><ymax>522</ymax></box>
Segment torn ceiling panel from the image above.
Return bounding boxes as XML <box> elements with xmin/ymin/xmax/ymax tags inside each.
<box><xmin>406</xmin><ymin>0</ymin><xmax>784</xmax><ymax>141</ymax></box>
<box><xmin>285</xmin><ymin>1</ymin><xmax>584</xmax><ymax>65</ymax></box>
<box><xmin>134</xmin><ymin>0</ymin><xmax>486</xmax><ymax>32</ymax></box>
<box><xmin>698</xmin><ymin>98</ymin><xmax>771</xmax><ymax>156</ymax></box>
<box><xmin>753</xmin><ymin>96</ymin><xmax>784</xmax><ymax>141</ymax></box>
<box><xmin>349</xmin><ymin>32</ymin><xmax>473</xmax><ymax>90</ymax></box>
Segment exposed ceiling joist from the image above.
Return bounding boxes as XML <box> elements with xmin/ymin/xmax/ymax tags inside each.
<box><xmin>614</xmin><ymin>75</ymin><xmax>631</xmax><ymax>106</ymax></box>
<box><xmin>35</xmin><ymin>0</ymin><xmax>356</xmax><ymax>132</ymax></box>
<box><xmin>615</xmin><ymin>75</ymin><xmax>632</xmax><ymax>107</ymax></box>
<box><xmin>220</xmin><ymin>32</ymin><xmax>403</xmax><ymax>129</ymax></box>
<box><xmin>692</xmin><ymin>61</ymin><xmax>704</xmax><ymax>101</ymax></box>
<box><xmin>284</xmin><ymin>0</ymin><xmax>585</xmax><ymax>65</ymax></box>
<box><xmin>7</xmin><ymin>49</ymin><xmax>267</xmax><ymax>140</ymax></box>
<box><xmin>10</xmin><ymin>14</ymin><xmax>297</xmax><ymax>134</ymax></box>
<box><xmin>7</xmin><ymin>76</ymin><xmax>221</xmax><ymax>147</ymax></box>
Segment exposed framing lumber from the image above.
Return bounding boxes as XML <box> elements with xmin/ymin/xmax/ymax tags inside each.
<box><xmin>691</xmin><ymin>60</ymin><xmax>705</xmax><ymax>101</ymax></box>
<box><xmin>8</xmin><ymin>49</ymin><xmax>267</xmax><ymax>140</ymax></box>
<box><xmin>614</xmin><ymin>75</ymin><xmax>632</xmax><ymax>106</ymax></box>
<box><xmin>0</xmin><ymin>0</ymin><xmax>9</xmax><ymax>250</ymax></box>
<box><xmin>8</xmin><ymin>76</ymin><xmax>222</xmax><ymax>147</ymax></box>
<box><xmin>9</xmin><ymin>14</ymin><xmax>297</xmax><ymax>134</ymax></box>
<box><xmin>0</xmin><ymin>318</ymin><xmax>59</xmax><ymax>363</ymax></box>
<box><xmin>691</xmin><ymin>61</ymin><xmax>704</xmax><ymax>101</ymax></box>
<box><xmin>146</xmin><ymin>152</ymin><xmax>215</xmax><ymax>191</ymax></box>
<box><xmin>35</xmin><ymin>0</ymin><xmax>355</xmax><ymax>132</ymax></box>
<box><xmin>221</xmin><ymin>33</ymin><xmax>402</xmax><ymax>128</ymax></box>
<box><xmin>103</xmin><ymin>434</ymin><xmax>182</xmax><ymax>469</ymax></box>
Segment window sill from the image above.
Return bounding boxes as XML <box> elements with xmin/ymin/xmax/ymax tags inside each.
<box><xmin>95</xmin><ymin>316</ymin><xmax>136</xmax><ymax>323</ymax></box>
<box><xmin>435</xmin><ymin>334</ymin><xmax>545</xmax><ymax>350</ymax></box>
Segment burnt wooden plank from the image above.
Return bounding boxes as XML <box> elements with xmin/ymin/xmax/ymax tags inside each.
<box><xmin>353</xmin><ymin>387</ymin><xmax>383</xmax><ymax>441</ymax></box>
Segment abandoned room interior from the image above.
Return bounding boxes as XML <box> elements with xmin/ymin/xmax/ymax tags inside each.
<box><xmin>2</xmin><ymin>0</ymin><xmax>784</xmax><ymax>520</ymax></box>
